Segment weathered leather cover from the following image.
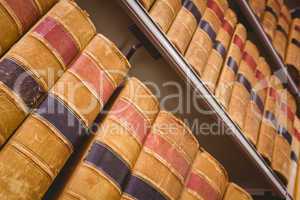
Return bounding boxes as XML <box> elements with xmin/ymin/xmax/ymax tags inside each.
<box><xmin>257</xmin><ymin>75</ymin><xmax>283</xmax><ymax>163</ymax></box>
<box><xmin>249</xmin><ymin>0</ymin><xmax>266</xmax><ymax>18</ymax></box>
<box><xmin>0</xmin><ymin>0</ymin><xmax>58</xmax><ymax>56</ymax></box>
<box><xmin>223</xmin><ymin>183</ymin><xmax>253</xmax><ymax>200</ymax></box>
<box><xmin>150</xmin><ymin>0</ymin><xmax>182</xmax><ymax>32</ymax></box>
<box><xmin>215</xmin><ymin>23</ymin><xmax>246</xmax><ymax>109</ymax></box>
<box><xmin>202</xmin><ymin>8</ymin><xmax>237</xmax><ymax>91</ymax></box>
<box><xmin>121</xmin><ymin>111</ymin><xmax>199</xmax><ymax>200</ymax></box>
<box><xmin>0</xmin><ymin>0</ymin><xmax>96</xmax><ymax>146</ymax></box>
<box><xmin>228</xmin><ymin>41</ymin><xmax>259</xmax><ymax>129</ymax></box>
<box><xmin>179</xmin><ymin>150</ymin><xmax>228</xmax><ymax>200</ymax></box>
<box><xmin>185</xmin><ymin>0</ymin><xmax>228</xmax><ymax>76</ymax></box>
<box><xmin>0</xmin><ymin>35</ymin><xmax>130</xmax><ymax>200</ymax></box>
<box><xmin>243</xmin><ymin>57</ymin><xmax>271</xmax><ymax>145</ymax></box>
<box><xmin>285</xmin><ymin>19</ymin><xmax>300</xmax><ymax>72</ymax></box>
<box><xmin>167</xmin><ymin>0</ymin><xmax>206</xmax><ymax>54</ymax></box>
<box><xmin>57</xmin><ymin>77</ymin><xmax>159</xmax><ymax>200</ymax></box>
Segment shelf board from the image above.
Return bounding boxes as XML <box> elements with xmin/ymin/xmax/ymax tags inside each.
<box><xmin>116</xmin><ymin>0</ymin><xmax>292</xmax><ymax>199</ymax></box>
<box><xmin>235</xmin><ymin>0</ymin><xmax>299</xmax><ymax>101</ymax></box>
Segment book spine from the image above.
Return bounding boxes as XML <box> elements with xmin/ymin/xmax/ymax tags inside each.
<box><xmin>295</xmin><ymin>118</ymin><xmax>300</xmax><ymax>200</ymax></box>
<box><xmin>122</xmin><ymin>111</ymin><xmax>199</xmax><ymax>200</ymax></box>
<box><xmin>0</xmin><ymin>0</ymin><xmax>96</xmax><ymax>146</ymax></box>
<box><xmin>202</xmin><ymin>8</ymin><xmax>237</xmax><ymax>91</ymax></box>
<box><xmin>185</xmin><ymin>0</ymin><xmax>228</xmax><ymax>76</ymax></box>
<box><xmin>58</xmin><ymin>77</ymin><xmax>160</xmax><ymax>200</ymax></box>
<box><xmin>0</xmin><ymin>34</ymin><xmax>129</xmax><ymax>200</ymax></box>
<box><xmin>179</xmin><ymin>150</ymin><xmax>228</xmax><ymax>200</ymax></box>
<box><xmin>257</xmin><ymin>75</ymin><xmax>283</xmax><ymax>163</ymax></box>
<box><xmin>0</xmin><ymin>0</ymin><xmax>58</xmax><ymax>56</ymax></box>
<box><xmin>285</xmin><ymin>19</ymin><xmax>300</xmax><ymax>72</ymax></box>
<box><xmin>215</xmin><ymin>23</ymin><xmax>246</xmax><ymax>109</ymax></box>
<box><xmin>149</xmin><ymin>0</ymin><xmax>182</xmax><ymax>32</ymax></box>
<box><xmin>261</xmin><ymin>0</ymin><xmax>283</xmax><ymax>39</ymax></box>
<box><xmin>248</xmin><ymin>0</ymin><xmax>266</xmax><ymax>18</ymax></box>
<box><xmin>272</xmin><ymin>6</ymin><xmax>291</xmax><ymax>60</ymax></box>
<box><xmin>223</xmin><ymin>183</ymin><xmax>253</xmax><ymax>200</ymax></box>
<box><xmin>167</xmin><ymin>0</ymin><xmax>206</xmax><ymax>54</ymax></box>
<box><xmin>243</xmin><ymin>57</ymin><xmax>270</xmax><ymax>145</ymax></box>
<box><xmin>228</xmin><ymin>41</ymin><xmax>259</xmax><ymax>129</ymax></box>
<box><xmin>139</xmin><ymin>0</ymin><xmax>156</xmax><ymax>11</ymax></box>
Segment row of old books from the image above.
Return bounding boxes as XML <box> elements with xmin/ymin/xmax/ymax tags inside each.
<box><xmin>138</xmin><ymin>0</ymin><xmax>300</xmax><ymax>198</ymax></box>
<box><xmin>249</xmin><ymin>0</ymin><xmax>300</xmax><ymax>82</ymax></box>
<box><xmin>0</xmin><ymin>0</ymin><xmax>58</xmax><ymax>57</ymax></box>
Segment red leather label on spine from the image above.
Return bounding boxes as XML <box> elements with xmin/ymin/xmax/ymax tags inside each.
<box><xmin>110</xmin><ymin>98</ymin><xmax>150</xmax><ymax>144</ymax></box>
<box><xmin>144</xmin><ymin>133</ymin><xmax>190</xmax><ymax>179</ymax></box>
<box><xmin>34</xmin><ymin>17</ymin><xmax>79</xmax><ymax>66</ymax></box>
<box><xmin>294</xmin><ymin>128</ymin><xmax>300</xmax><ymax>142</ymax></box>
<box><xmin>233</xmin><ymin>35</ymin><xmax>244</xmax><ymax>52</ymax></box>
<box><xmin>4</xmin><ymin>0</ymin><xmax>39</xmax><ymax>32</ymax></box>
<box><xmin>69</xmin><ymin>54</ymin><xmax>114</xmax><ymax>105</ymax></box>
<box><xmin>207</xmin><ymin>0</ymin><xmax>224</xmax><ymax>23</ymax></box>
<box><xmin>242</xmin><ymin>52</ymin><xmax>257</xmax><ymax>73</ymax></box>
<box><xmin>268</xmin><ymin>87</ymin><xmax>279</xmax><ymax>101</ymax></box>
<box><xmin>280</xmin><ymin>103</ymin><xmax>295</xmax><ymax>121</ymax></box>
<box><xmin>256</xmin><ymin>70</ymin><xmax>268</xmax><ymax>90</ymax></box>
<box><xmin>186</xmin><ymin>172</ymin><xmax>220</xmax><ymax>200</ymax></box>
<box><xmin>222</xmin><ymin>20</ymin><xmax>234</xmax><ymax>36</ymax></box>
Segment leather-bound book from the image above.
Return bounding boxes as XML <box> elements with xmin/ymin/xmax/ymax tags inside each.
<box><xmin>248</xmin><ymin>0</ymin><xmax>266</xmax><ymax>18</ymax></box>
<box><xmin>185</xmin><ymin>0</ymin><xmax>228</xmax><ymax>76</ymax></box>
<box><xmin>121</xmin><ymin>111</ymin><xmax>199</xmax><ymax>200</ymax></box>
<box><xmin>286</xmin><ymin>19</ymin><xmax>300</xmax><ymax>72</ymax></box>
<box><xmin>273</xmin><ymin>5</ymin><xmax>291</xmax><ymax>60</ymax></box>
<box><xmin>202</xmin><ymin>8</ymin><xmax>237</xmax><ymax>91</ymax></box>
<box><xmin>261</xmin><ymin>0</ymin><xmax>283</xmax><ymax>39</ymax></box>
<box><xmin>139</xmin><ymin>0</ymin><xmax>156</xmax><ymax>10</ymax></box>
<box><xmin>272</xmin><ymin>89</ymin><xmax>296</xmax><ymax>184</ymax></box>
<box><xmin>167</xmin><ymin>0</ymin><xmax>206</xmax><ymax>54</ymax></box>
<box><xmin>228</xmin><ymin>41</ymin><xmax>259</xmax><ymax>129</ymax></box>
<box><xmin>0</xmin><ymin>0</ymin><xmax>96</xmax><ymax>146</ymax></box>
<box><xmin>57</xmin><ymin>77</ymin><xmax>160</xmax><ymax>200</ymax></box>
<box><xmin>288</xmin><ymin>116</ymin><xmax>300</xmax><ymax>197</ymax></box>
<box><xmin>179</xmin><ymin>150</ymin><xmax>228</xmax><ymax>200</ymax></box>
<box><xmin>215</xmin><ymin>24</ymin><xmax>247</xmax><ymax>109</ymax></box>
<box><xmin>149</xmin><ymin>0</ymin><xmax>182</xmax><ymax>32</ymax></box>
<box><xmin>0</xmin><ymin>34</ymin><xmax>130</xmax><ymax>200</ymax></box>
<box><xmin>0</xmin><ymin>0</ymin><xmax>58</xmax><ymax>56</ymax></box>
<box><xmin>257</xmin><ymin>75</ymin><xmax>283</xmax><ymax>163</ymax></box>
<box><xmin>243</xmin><ymin>57</ymin><xmax>271</xmax><ymax>145</ymax></box>
<box><xmin>223</xmin><ymin>183</ymin><xmax>253</xmax><ymax>200</ymax></box>
<box><xmin>295</xmin><ymin>117</ymin><xmax>300</xmax><ymax>200</ymax></box>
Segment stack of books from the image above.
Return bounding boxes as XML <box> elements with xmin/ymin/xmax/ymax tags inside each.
<box><xmin>0</xmin><ymin>33</ymin><xmax>130</xmax><ymax>199</ymax></box>
<box><xmin>0</xmin><ymin>0</ymin><xmax>96</xmax><ymax>146</ymax></box>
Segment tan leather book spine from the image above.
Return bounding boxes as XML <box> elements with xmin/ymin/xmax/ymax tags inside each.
<box><xmin>248</xmin><ymin>0</ymin><xmax>266</xmax><ymax>18</ymax></box>
<box><xmin>223</xmin><ymin>183</ymin><xmax>253</xmax><ymax>200</ymax></box>
<box><xmin>257</xmin><ymin>75</ymin><xmax>283</xmax><ymax>163</ymax></box>
<box><xmin>121</xmin><ymin>111</ymin><xmax>199</xmax><ymax>200</ymax></box>
<box><xmin>215</xmin><ymin>23</ymin><xmax>247</xmax><ymax>109</ymax></box>
<box><xmin>261</xmin><ymin>0</ymin><xmax>283</xmax><ymax>39</ymax></box>
<box><xmin>167</xmin><ymin>0</ymin><xmax>207</xmax><ymax>54</ymax></box>
<box><xmin>273</xmin><ymin>5</ymin><xmax>291</xmax><ymax>60</ymax></box>
<box><xmin>58</xmin><ymin>77</ymin><xmax>160</xmax><ymax>200</ymax></box>
<box><xmin>0</xmin><ymin>35</ymin><xmax>130</xmax><ymax>200</ymax></box>
<box><xmin>243</xmin><ymin>57</ymin><xmax>271</xmax><ymax>145</ymax></box>
<box><xmin>0</xmin><ymin>0</ymin><xmax>58</xmax><ymax>56</ymax></box>
<box><xmin>150</xmin><ymin>0</ymin><xmax>182</xmax><ymax>32</ymax></box>
<box><xmin>179</xmin><ymin>150</ymin><xmax>228</xmax><ymax>200</ymax></box>
<box><xmin>185</xmin><ymin>0</ymin><xmax>228</xmax><ymax>76</ymax></box>
<box><xmin>139</xmin><ymin>0</ymin><xmax>156</xmax><ymax>10</ymax></box>
<box><xmin>0</xmin><ymin>0</ymin><xmax>96</xmax><ymax>146</ymax></box>
<box><xmin>228</xmin><ymin>41</ymin><xmax>259</xmax><ymax>129</ymax></box>
<box><xmin>295</xmin><ymin>117</ymin><xmax>300</xmax><ymax>200</ymax></box>
<box><xmin>286</xmin><ymin>19</ymin><xmax>300</xmax><ymax>72</ymax></box>
<box><xmin>202</xmin><ymin>8</ymin><xmax>237</xmax><ymax>91</ymax></box>
<box><xmin>272</xmin><ymin>89</ymin><xmax>296</xmax><ymax>184</ymax></box>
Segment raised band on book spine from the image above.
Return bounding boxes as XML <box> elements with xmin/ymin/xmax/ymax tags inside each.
<box><xmin>215</xmin><ymin>24</ymin><xmax>246</xmax><ymax>109</ymax></box>
<box><xmin>0</xmin><ymin>0</ymin><xmax>96</xmax><ymax>147</ymax></box>
<box><xmin>57</xmin><ymin>78</ymin><xmax>159</xmax><ymax>200</ymax></box>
